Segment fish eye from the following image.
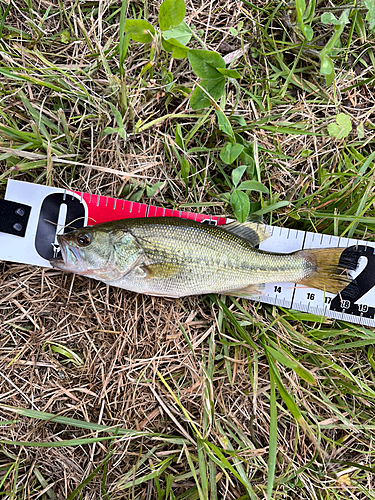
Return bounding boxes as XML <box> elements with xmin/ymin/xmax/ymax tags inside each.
<box><xmin>77</xmin><ymin>234</ymin><xmax>91</xmax><ymax>247</ymax></box>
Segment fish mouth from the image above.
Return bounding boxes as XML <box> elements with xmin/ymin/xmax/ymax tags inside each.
<box><xmin>50</xmin><ymin>255</ymin><xmax>65</xmax><ymax>269</ymax></box>
<box><xmin>50</xmin><ymin>236</ymin><xmax>83</xmax><ymax>270</ymax></box>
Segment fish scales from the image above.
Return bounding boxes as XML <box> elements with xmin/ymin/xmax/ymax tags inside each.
<box><xmin>120</xmin><ymin>220</ymin><xmax>310</xmax><ymax>297</ymax></box>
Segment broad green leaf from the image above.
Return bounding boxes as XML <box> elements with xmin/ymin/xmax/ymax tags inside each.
<box><xmin>215</xmin><ymin>109</ymin><xmax>234</xmax><ymax>138</ymax></box>
<box><xmin>190</xmin><ymin>87</ymin><xmax>210</xmax><ymax>109</ymax></box>
<box><xmin>188</xmin><ymin>49</ymin><xmax>225</xmax><ymax>79</ymax></box>
<box><xmin>220</xmin><ymin>142</ymin><xmax>244</xmax><ymax>164</ymax></box>
<box><xmin>162</xmin><ymin>20</ymin><xmax>192</xmax><ymax>44</ymax></box>
<box><xmin>321</xmin><ymin>12</ymin><xmax>341</xmax><ymax>25</ymax></box>
<box><xmin>190</xmin><ymin>78</ymin><xmax>225</xmax><ymax>109</ymax></box>
<box><xmin>320</xmin><ymin>54</ymin><xmax>334</xmax><ymax>75</ymax></box>
<box><xmin>159</xmin><ymin>0</ymin><xmax>186</xmax><ymax>31</ymax></box>
<box><xmin>231</xmin><ymin>115</ymin><xmax>247</xmax><ymax>126</ymax></box>
<box><xmin>230</xmin><ymin>190</ymin><xmax>250</xmax><ymax>223</ymax></box>
<box><xmin>238</xmin><ymin>180</ymin><xmax>269</xmax><ymax>194</ymax></box>
<box><xmin>339</xmin><ymin>8</ymin><xmax>350</xmax><ymax>25</ymax></box>
<box><xmin>170</xmin><ymin>43</ymin><xmax>189</xmax><ymax>59</ymax></box>
<box><xmin>295</xmin><ymin>0</ymin><xmax>306</xmax><ymax>14</ymax></box>
<box><xmin>295</xmin><ymin>0</ymin><xmax>313</xmax><ymax>40</ymax></box>
<box><xmin>327</xmin><ymin>113</ymin><xmax>352</xmax><ymax>140</ymax></box>
<box><xmin>102</xmin><ymin>126</ymin><xmax>126</xmax><ymax>141</ymax></box>
<box><xmin>319</xmin><ymin>9</ymin><xmax>349</xmax><ymax>85</ymax></box>
<box><xmin>146</xmin><ymin>182</ymin><xmax>164</xmax><ymax>197</ymax></box>
<box><xmin>323</xmin><ymin>10</ymin><xmax>350</xmax><ymax>55</ymax></box>
<box><xmin>129</xmin><ymin>188</ymin><xmax>145</xmax><ymax>202</ymax></box>
<box><xmin>253</xmin><ymin>200</ymin><xmax>291</xmax><ymax>216</ymax></box>
<box><xmin>124</xmin><ymin>19</ymin><xmax>155</xmax><ymax>43</ymax></box>
<box><xmin>61</xmin><ymin>30</ymin><xmax>70</xmax><ymax>43</ymax></box>
<box><xmin>303</xmin><ymin>0</ymin><xmax>316</xmax><ymax>24</ymax></box>
<box><xmin>357</xmin><ymin>123</ymin><xmax>365</xmax><ymax>139</ymax></box>
<box><xmin>304</xmin><ymin>25</ymin><xmax>313</xmax><ymax>40</ymax></box>
<box><xmin>118</xmin><ymin>128</ymin><xmax>127</xmax><ymax>141</ymax></box>
<box><xmin>162</xmin><ymin>21</ymin><xmax>191</xmax><ymax>58</ymax></box>
<box><xmin>161</xmin><ymin>37</ymin><xmax>189</xmax><ymax>59</ymax></box>
<box><xmin>325</xmin><ymin>68</ymin><xmax>335</xmax><ymax>86</ymax></box>
<box><xmin>231</xmin><ymin>165</ymin><xmax>247</xmax><ymax>188</ymax></box>
<box><xmin>240</xmin><ymin>149</ymin><xmax>254</xmax><ymax>167</ymax></box>
<box><xmin>216</xmin><ymin>68</ymin><xmax>240</xmax><ymax>78</ymax></box>
<box><xmin>102</xmin><ymin>127</ymin><xmax>118</xmax><ymax>136</ymax></box>
<box><xmin>365</xmin><ymin>0</ymin><xmax>375</xmax><ymax>30</ymax></box>
<box><xmin>199</xmin><ymin>78</ymin><xmax>225</xmax><ymax>100</ymax></box>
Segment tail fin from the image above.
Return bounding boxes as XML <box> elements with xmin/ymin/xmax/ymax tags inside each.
<box><xmin>298</xmin><ymin>247</ymin><xmax>360</xmax><ymax>294</ymax></box>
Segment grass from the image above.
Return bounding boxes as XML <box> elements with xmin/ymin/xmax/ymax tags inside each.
<box><xmin>1</xmin><ymin>0</ymin><xmax>375</xmax><ymax>498</ymax></box>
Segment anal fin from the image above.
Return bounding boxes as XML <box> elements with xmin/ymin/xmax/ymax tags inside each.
<box><xmin>223</xmin><ymin>283</ymin><xmax>266</xmax><ymax>297</ymax></box>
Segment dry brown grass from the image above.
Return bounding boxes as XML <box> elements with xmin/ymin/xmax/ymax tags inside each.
<box><xmin>0</xmin><ymin>265</ymin><xmax>266</xmax><ymax>497</ymax></box>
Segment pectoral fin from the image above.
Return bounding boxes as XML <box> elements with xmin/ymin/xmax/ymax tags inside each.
<box><xmin>139</xmin><ymin>262</ymin><xmax>182</xmax><ymax>280</ymax></box>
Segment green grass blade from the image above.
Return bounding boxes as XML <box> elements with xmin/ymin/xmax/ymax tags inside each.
<box><xmin>267</xmin><ymin>366</ymin><xmax>277</xmax><ymax>500</ymax></box>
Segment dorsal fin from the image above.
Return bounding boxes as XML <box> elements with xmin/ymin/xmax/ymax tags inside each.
<box><xmin>223</xmin><ymin>220</ymin><xmax>270</xmax><ymax>246</ymax></box>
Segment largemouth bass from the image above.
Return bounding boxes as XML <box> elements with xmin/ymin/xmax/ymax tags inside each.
<box><xmin>50</xmin><ymin>217</ymin><xmax>359</xmax><ymax>298</ymax></box>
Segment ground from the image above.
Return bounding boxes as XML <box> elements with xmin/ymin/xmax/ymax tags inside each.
<box><xmin>1</xmin><ymin>0</ymin><xmax>375</xmax><ymax>499</ymax></box>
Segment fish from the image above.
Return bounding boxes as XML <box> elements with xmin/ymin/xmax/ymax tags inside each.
<box><xmin>50</xmin><ymin>217</ymin><xmax>360</xmax><ymax>298</ymax></box>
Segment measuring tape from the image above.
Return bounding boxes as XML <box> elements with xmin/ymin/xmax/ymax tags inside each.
<box><xmin>1</xmin><ymin>179</ymin><xmax>374</xmax><ymax>326</ymax></box>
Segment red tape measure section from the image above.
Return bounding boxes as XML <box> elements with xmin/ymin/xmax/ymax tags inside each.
<box><xmin>71</xmin><ymin>191</ymin><xmax>227</xmax><ymax>226</ymax></box>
